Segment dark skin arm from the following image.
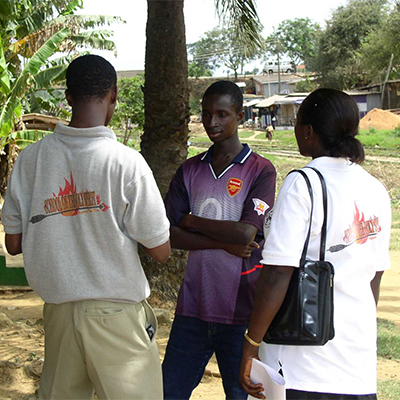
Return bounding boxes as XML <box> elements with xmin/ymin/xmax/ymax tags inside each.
<box><xmin>179</xmin><ymin>214</ymin><xmax>258</xmax><ymax>245</ymax></box>
<box><xmin>170</xmin><ymin>226</ymin><xmax>259</xmax><ymax>258</ymax></box>
<box><xmin>5</xmin><ymin>233</ymin><xmax>23</xmax><ymax>255</ymax></box>
<box><xmin>171</xmin><ymin>214</ymin><xmax>260</xmax><ymax>258</ymax></box>
<box><xmin>142</xmin><ymin>240</ymin><xmax>171</xmax><ymax>264</ymax></box>
<box><xmin>239</xmin><ymin>264</ymin><xmax>294</xmax><ymax>399</ymax></box>
<box><xmin>371</xmin><ymin>271</ymin><xmax>384</xmax><ymax>306</ymax></box>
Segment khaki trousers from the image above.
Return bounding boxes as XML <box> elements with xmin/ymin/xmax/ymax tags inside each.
<box><xmin>38</xmin><ymin>299</ymin><xmax>162</xmax><ymax>400</ymax></box>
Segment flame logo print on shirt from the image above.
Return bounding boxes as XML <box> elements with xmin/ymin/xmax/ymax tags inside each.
<box><xmin>327</xmin><ymin>202</ymin><xmax>381</xmax><ymax>253</ymax></box>
<box><xmin>227</xmin><ymin>178</ymin><xmax>243</xmax><ymax>197</ymax></box>
<box><xmin>29</xmin><ymin>172</ymin><xmax>109</xmax><ymax>224</ymax></box>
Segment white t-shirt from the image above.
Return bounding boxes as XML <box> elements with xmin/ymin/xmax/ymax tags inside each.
<box><xmin>3</xmin><ymin>123</ymin><xmax>170</xmax><ymax>304</ymax></box>
<box><xmin>260</xmin><ymin>157</ymin><xmax>391</xmax><ymax>395</ymax></box>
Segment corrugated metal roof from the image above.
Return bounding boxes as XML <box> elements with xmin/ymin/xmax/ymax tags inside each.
<box><xmin>256</xmin><ymin>95</ymin><xmax>287</xmax><ymax>107</ymax></box>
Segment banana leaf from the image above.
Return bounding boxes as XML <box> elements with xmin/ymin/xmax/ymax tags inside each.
<box><xmin>33</xmin><ymin>64</ymin><xmax>67</xmax><ymax>89</ymax></box>
<box><xmin>0</xmin><ymin>28</ymin><xmax>69</xmax><ymax>137</ymax></box>
<box><xmin>11</xmin><ymin>27</ymin><xmax>70</xmax><ymax>100</ymax></box>
<box><xmin>0</xmin><ymin>35</ymin><xmax>11</xmax><ymax>94</ymax></box>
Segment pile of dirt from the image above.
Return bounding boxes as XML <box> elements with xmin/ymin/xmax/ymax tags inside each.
<box><xmin>359</xmin><ymin>108</ymin><xmax>400</xmax><ymax>130</ymax></box>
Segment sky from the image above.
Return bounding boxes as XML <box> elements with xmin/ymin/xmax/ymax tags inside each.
<box><xmin>78</xmin><ymin>0</ymin><xmax>347</xmax><ymax>73</ymax></box>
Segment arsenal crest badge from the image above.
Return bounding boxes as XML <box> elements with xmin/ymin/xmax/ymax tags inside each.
<box><xmin>227</xmin><ymin>178</ymin><xmax>243</xmax><ymax>197</ymax></box>
<box><xmin>253</xmin><ymin>198</ymin><xmax>269</xmax><ymax>216</ymax></box>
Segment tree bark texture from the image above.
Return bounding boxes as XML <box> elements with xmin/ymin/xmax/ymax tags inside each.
<box><xmin>142</xmin><ymin>1</ymin><xmax>190</xmax><ymax>300</ymax></box>
<box><xmin>143</xmin><ymin>0</ymin><xmax>190</xmax><ymax>198</ymax></box>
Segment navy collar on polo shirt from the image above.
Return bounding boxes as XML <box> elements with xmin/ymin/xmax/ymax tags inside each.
<box><xmin>201</xmin><ymin>143</ymin><xmax>252</xmax><ymax>164</ymax></box>
<box><xmin>200</xmin><ymin>143</ymin><xmax>253</xmax><ymax>179</ymax></box>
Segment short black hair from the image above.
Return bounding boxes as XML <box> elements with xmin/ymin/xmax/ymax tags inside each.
<box><xmin>66</xmin><ymin>55</ymin><xmax>117</xmax><ymax>101</ymax></box>
<box><xmin>202</xmin><ymin>80</ymin><xmax>243</xmax><ymax>114</ymax></box>
<box><xmin>298</xmin><ymin>88</ymin><xmax>365</xmax><ymax>164</ymax></box>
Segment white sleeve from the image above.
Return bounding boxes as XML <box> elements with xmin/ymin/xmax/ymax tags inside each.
<box><xmin>123</xmin><ymin>168</ymin><xmax>170</xmax><ymax>249</ymax></box>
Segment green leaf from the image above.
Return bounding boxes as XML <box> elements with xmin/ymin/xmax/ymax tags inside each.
<box><xmin>33</xmin><ymin>64</ymin><xmax>67</xmax><ymax>89</ymax></box>
<box><xmin>0</xmin><ymin>36</ymin><xmax>11</xmax><ymax>94</ymax></box>
<box><xmin>11</xmin><ymin>27</ymin><xmax>70</xmax><ymax>98</ymax></box>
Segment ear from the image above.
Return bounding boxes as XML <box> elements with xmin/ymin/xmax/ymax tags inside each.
<box><xmin>237</xmin><ymin>110</ymin><xmax>244</xmax><ymax>122</ymax></box>
<box><xmin>110</xmin><ymin>86</ymin><xmax>118</xmax><ymax>105</ymax></box>
<box><xmin>65</xmin><ymin>89</ymin><xmax>73</xmax><ymax>106</ymax></box>
<box><xmin>304</xmin><ymin>124</ymin><xmax>314</xmax><ymax>139</ymax></box>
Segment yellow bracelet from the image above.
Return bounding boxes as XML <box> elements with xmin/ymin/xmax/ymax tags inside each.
<box><xmin>244</xmin><ymin>329</ymin><xmax>262</xmax><ymax>347</ymax></box>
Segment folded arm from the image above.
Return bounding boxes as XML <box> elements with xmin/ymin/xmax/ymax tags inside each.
<box><xmin>170</xmin><ymin>225</ymin><xmax>259</xmax><ymax>258</ymax></box>
<box><xmin>179</xmin><ymin>214</ymin><xmax>258</xmax><ymax>245</ymax></box>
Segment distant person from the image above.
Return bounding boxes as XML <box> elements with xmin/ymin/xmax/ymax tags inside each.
<box><xmin>2</xmin><ymin>55</ymin><xmax>171</xmax><ymax>400</ymax></box>
<box><xmin>266</xmin><ymin>125</ymin><xmax>273</xmax><ymax>141</ymax></box>
<box><xmin>162</xmin><ymin>80</ymin><xmax>276</xmax><ymax>399</ymax></box>
<box><xmin>271</xmin><ymin>115</ymin><xmax>276</xmax><ymax>129</ymax></box>
<box><xmin>240</xmin><ymin>89</ymin><xmax>391</xmax><ymax>400</ymax></box>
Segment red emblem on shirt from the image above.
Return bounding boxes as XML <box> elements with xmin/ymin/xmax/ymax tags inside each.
<box><xmin>227</xmin><ymin>178</ymin><xmax>243</xmax><ymax>197</ymax></box>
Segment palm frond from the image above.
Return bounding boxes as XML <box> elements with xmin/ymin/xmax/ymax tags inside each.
<box><xmin>214</xmin><ymin>0</ymin><xmax>264</xmax><ymax>51</ymax></box>
<box><xmin>56</xmin><ymin>14</ymin><xmax>125</xmax><ymax>29</ymax></box>
<box><xmin>70</xmin><ymin>31</ymin><xmax>117</xmax><ymax>52</ymax></box>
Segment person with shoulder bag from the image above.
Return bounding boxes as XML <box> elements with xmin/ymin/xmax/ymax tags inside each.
<box><xmin>240</xmin><ymin>88</ymin><xmax>391</xmax><ymax>400</ymax></box>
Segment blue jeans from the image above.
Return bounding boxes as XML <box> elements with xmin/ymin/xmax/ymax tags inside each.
<box><xmin>162</xmin><ymin>315</ymin><xmax>248</xmax><ymax>400</ymax></box>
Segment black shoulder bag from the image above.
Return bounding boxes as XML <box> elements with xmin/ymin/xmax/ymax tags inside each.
<box><xmin>263</xmin><ymin>167</ymin><xmax>335</xmax><ymax>346</ymax></box>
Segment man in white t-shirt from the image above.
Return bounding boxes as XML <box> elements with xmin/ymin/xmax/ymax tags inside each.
<box><xmin>2</xmin><ymin>55</ymin><xmax>171</xmax><ymax>399</ymax></box>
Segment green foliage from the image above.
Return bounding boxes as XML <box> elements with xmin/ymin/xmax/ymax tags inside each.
<box><xmin>111</xmin><ymin>75</ymin><xmax>145</xmax><ymax>145</ymax></box>
<box><xmin>295</xmin><ymin>76</ymin><xmax>319</xmax><ymax>92</ymax></box>
<box><xmin>188</xmin><ymin>62</ymin><xmax>213</xmax><ymax>79</ymax></box>
<box><xmin>273</xmin><ymin>18</ymin><xmax>320</xmax><ymax>67</ymax></box>
<box><xmin>0</xmin><ymin>0</ymin><xmax>122</xmax><ymax>143</ymax></box>
<box><xmin>0</xmin><ymin>27</ymin><xmax>70</xmax><ymax>138</ymax></box>
<box><xmin>188</xmin><ymin>25</ymin><xmax>261</xmax><ymax>79</ymax></box>
<box><xmin>312</xmin><ymin>0</ymin><xmax>389</xmax><ymax>89</ymax></box>
<box><xmin>377</xmin><ymin>318</ymin><xmax>400</xmax><ymax>361</ymax></box>
<box><xmin>360</xmin><ymin>4</ymin><xmax>400</xmax><ymax>83</ymax></box>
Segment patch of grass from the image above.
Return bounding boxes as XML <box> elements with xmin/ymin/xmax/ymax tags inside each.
<box><xmin>258</xmin><ymin>152</ymin><xmax>309</xmax><ymax>192</ymax></box>
<box><xmin>377</xmin><ymin>318</ymin><xmax>400</xmax><ymax>361</ymax></box>
<box><xmin>378</xmin><ymin>380</ymin><xmax>400</xmax><ymax>400</ymax></box>
<box><xmin>188</xmin><ymin>146</ymin><xmax>204</xmax><ymax>158</ymax></box>
<box><xmin>190</xmin><ymin>135</ymin><xmax>211</xmax><ymax>144</ymax></box>
<box><xmin>238</xmin><ymin>130</ymin><xmax>256</xmax><ymax>138</ymax></box>
<box><xmin>359</xmin><ymin>129</ymin><xmax>400</xmax><ymax>150</ymax></box>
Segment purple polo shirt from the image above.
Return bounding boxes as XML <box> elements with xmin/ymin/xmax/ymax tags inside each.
<box><xmin>165</xmin><ymin>144</ymin><xmax>276</xmax><ymax>324</ymax></box>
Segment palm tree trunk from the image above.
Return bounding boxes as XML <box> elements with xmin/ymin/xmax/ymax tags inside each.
<box><xmin>141</xmin><ymin>0</ymin><xmax>190</xmax><ymax>301</ymax></box>
<box><xmin>142</xmin><ymin>0</ymin><xmax>190</xmax><ymax>198</ymax></box>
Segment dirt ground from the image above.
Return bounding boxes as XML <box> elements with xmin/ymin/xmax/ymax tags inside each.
<box><xmin>0</xmin><ymin>240</ymin><xmax>399</xmax><ymax>399</ymax></box>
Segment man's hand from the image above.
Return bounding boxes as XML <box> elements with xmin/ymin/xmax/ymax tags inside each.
<box><xmin>223</xmin><ymin>241</ymin><xmax>259</xmax><ymax>258</ymax></box>
<box><xmin>239</xmin><ymin>341</ymin><xmax>265</xmax><ymax>399</ymax></box>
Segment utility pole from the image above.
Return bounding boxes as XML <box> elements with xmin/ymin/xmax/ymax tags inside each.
<box><xmin>381</xmin><ymin>53</ymin><xmax>394</xmax><ymax>108</ymax></box>
<box><xmin>276</xmin><ymin>39</ymin><xmax>281</xmax><ymax>94</ymax></box>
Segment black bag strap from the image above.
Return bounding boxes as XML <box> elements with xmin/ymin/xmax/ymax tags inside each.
<box><xmin>305</xmin><ymin>167</ymin><xmax>328</xmax><ymax>260</ymax></box>
<box><xmin>288</xmin><ymin>167</ymin><xmax>328</xmax><ymax>263</ymax></box>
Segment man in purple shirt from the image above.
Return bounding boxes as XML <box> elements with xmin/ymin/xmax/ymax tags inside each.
<box><xmin>163</xmin><ymin>80</ymin><xmax>276</xmax><ymax>399</ymax></box>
